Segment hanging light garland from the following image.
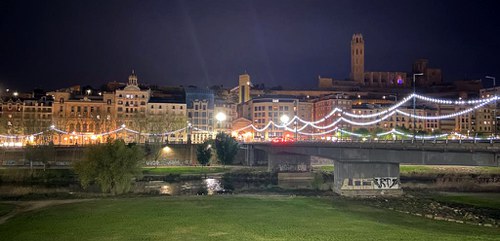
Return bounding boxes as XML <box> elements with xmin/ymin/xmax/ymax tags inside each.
<box><xmin>1</xmin><ymin>94</ymin><xmax>498</xmax><ymax>141</ymax></box>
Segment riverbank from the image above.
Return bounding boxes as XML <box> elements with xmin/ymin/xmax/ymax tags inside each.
<box><xmin>1</xmin><ymin>165</ymin><xmax>500</xmax><ymax>200</ymax></box>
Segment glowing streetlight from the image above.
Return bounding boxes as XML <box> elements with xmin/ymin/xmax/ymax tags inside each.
<box><xmin>280</xmin><ymin>114</ymin><xmax>290</xmax><ymax>124</ymax></box>
<box><xmin>280</xmin><ymin>115</ymin><xmax>290</xmax><ymax>140</ymax></box>
<box><xmin>215</xmin><ymin>112</ymin><xmax>227</xmax><ymax>122</ymax></box>
<box><xmin>86</xmin><ymin>89</ymin><xmax>91</xmax><ymax>95</ymax></box>
<box><xmin>215</xmin><ymin>112</ymin><xmax>227</xmax><ymax>134</ymax></box>
<box><xmin>162</xmin><ymin>146</ymin><xmax>171</xmax><ymax>153</ymax></box>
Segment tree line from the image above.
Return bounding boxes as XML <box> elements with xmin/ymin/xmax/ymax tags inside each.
<box><xmin>74</xmin><ymin>132</ymin><xmax>238</xmax><ymax>195</ymax></box>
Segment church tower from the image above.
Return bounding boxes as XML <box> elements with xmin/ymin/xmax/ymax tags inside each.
<box><xmin>350</xmin><ymin>34</ymin><xmax>365</xmax><ymax>84</ymax></box>
<box><xmin>128</xmin><ymin>70</ymin><xmax>138</xmax><ymax>86</ymax></box>
<box><xmin>238</xmin><ymin>73</ymin><xmax>251</xmax><ymax>104</ymax></box>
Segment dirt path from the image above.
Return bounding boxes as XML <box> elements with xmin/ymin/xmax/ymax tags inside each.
<box><xmin>0</xmin><ymin>199</ymin><xmax>93</xmax><ymax>225</ymax></box>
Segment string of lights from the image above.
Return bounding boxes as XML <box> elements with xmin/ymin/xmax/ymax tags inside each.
<box><xmin>413</xmin><ymin>94</ymin><xmax>494</xmax><ymax>105</ymax></box>
<box><xmin>0</xmin><ymin>94</ymin><xmax>498</xmax><ymax>141</ymax></box>
<box><xmin>237</xmin><ymin>95</ymin><xmax>498</xmax><ymax>132</ymax></box>
<box><xmin>0</xmin><ymin>131</ymin><xmax>45</xmax><ymax>139</ymax></box>
<box><xmin>297</xmin><ymin>127</ymin><xmax>338</xmax><ymax>136</ymax></box>
<box><xmin>1</xmin><ymin>124</ymin><xmax>496</xmax><ymax>141</ymax></box>
<box><xmin>396</xmin><ymin>98</ymin><xmax>497</xmax><ymax>120</ymax></box>
<box><xmin>376</xmin><ymin>129</ymin><xmax>450</xmax><ymax>139</ymax></box>
<box><xmin>294</xmin><ymin>94</ymin><xmax>493</xmax><ymax>125</ymax></box>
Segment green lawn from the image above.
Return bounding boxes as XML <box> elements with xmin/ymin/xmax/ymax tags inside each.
<box><xmin>314</xmin><ymin>165</ymin><xmax>500</xmax><ymax>175</ymax></box>
<box><xmin>143</xmin><ymin>166</ymin><xmax>230</xmax><ymax>175</ymax></box>
<box><xmin>432</xmin><ymin>192</ymin><xmax>500</xmax><ymax>209</ymax></box>
<box><xmin>0</xmin><ymin>203</ymin><xmax>15</xmax><ymax>217</ymax></box>
<box><xmin>1</xmin><ymin>196</ymin><xmax>499</xmax><ymax>240</ymax></box>
<box><xmin>400</xmin><ymin>165</ymin><xmax>500</xmax><ymax>175</ymax></box>
<box><xmin>314</xmin><ymin>165</ymin><xmax>334</xmax><ymax>172</ymax></box>
<box><xmin>400</xmin><ymin>165</ymin><xmax>435</xmax><ymax>174</ymax></box>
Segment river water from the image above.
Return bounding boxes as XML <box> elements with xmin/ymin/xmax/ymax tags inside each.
<box><xmin>135</xmin><ymin>178</ymin><xmax>226</xmax><ymax>195</ymax></box>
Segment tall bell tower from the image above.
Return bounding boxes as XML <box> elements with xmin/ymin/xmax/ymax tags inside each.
<box><xmin>350</xmin><ymin>34</ymin><xmax>365</xmax><ymax>84</ymax></box>
<box><xmin>238</xmin><ymin>73</ymin><xmax>251</xmax><ymax>104</ymax></box>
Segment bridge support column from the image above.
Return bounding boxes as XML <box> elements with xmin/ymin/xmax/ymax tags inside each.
<box><xmin>268</xmin><ymin>152</ymin><xmax>311</xmax><ymax>172</ymax></box>
<box><xmin>333</xmin><ymin>160</ymin><xmax>402</xmax><ymax>197</ymax></box>
<box><xmin>244</xmin><ymin>144</ymin><xmax>255</xmax><ymax>166</ymax></box>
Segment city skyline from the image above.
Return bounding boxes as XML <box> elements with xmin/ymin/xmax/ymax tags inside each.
<box><xmin>1</xmin><ymin>0</ymin><xmax>499</xmax><ymax>91</ymax></box>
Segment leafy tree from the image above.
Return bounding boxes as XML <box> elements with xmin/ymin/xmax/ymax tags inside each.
<box><xmin>0</xmin><ymin>114</ymin><xmax>10</xmax><ymax>135</ymax></box>
<box><xmin>416</xmin><ymin>130</ymin><xmax>428</xmax><ymax>135</ymax></box>
<box><xmin>397</xmin><ymin>125</ymin><xmax>410</xmax><ymax>132</ymax></box>
<box><xmin>146</xmin><ymin>114</ymin><xmax>187</xmax><ymax>143</ymax></box>
<box><xmin>196</xmin><ymin>140</ymin><xmax>213</xmax><ymax>177</ymax></box>
<box><xmin>371</xmin><ymin>127</ymin><xmax>384</xmax><ymax>137</ymax></box>
<box><xmin>354</xmin><ymin>128</ymin><xmax>370</xmax><ymax>136</ymax></box>
<box><xmin>145</xmin><ymin>141</ymin><xmax>163</xmax><ymax>167</ymax></box>
<box><xmin>73</xmin><ymin>139</ymin><xmax>144</xmax><ymax>195</ymax></box>
<box><xmin>214</xmin><ymin>132</ymin><xmax>239</xmax><ymax>166</ymax></box>
<box><xmin>196</xmin><ymin>140</ymin><xmax>212</xmax><ymax>167</ymax></box>
<box><xmin>25</xmin><ymin>142</ymin><xmax>55</xmax><ymax>171</ymax></box>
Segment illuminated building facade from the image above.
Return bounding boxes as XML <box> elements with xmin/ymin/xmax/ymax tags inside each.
<box><xmin>185</xmin><ymin>87</ymin><xmax>214</xmax><ymax>143</ymax></box>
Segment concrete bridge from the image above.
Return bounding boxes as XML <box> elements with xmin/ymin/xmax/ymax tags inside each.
<box><xmin>242</xmin><ymin>141</ymin><xmax>500</xmax><ymax>196</ymax></box>
<box><xmin>2</xmin><ymin>141</ymin><xmax>499</xmax><ymax>196</ymax></box>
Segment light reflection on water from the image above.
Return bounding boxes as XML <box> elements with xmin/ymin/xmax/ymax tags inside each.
<box><xmin>156</xmin><ymin>178</ymin><xmax>224</xmax><ymax>195</ymax></box>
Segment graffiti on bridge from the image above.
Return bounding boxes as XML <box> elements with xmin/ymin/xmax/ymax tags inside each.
<box><xmin>341</xmin><ymin>177</ymin><xmax>399</xmax><ymax>190</ymax></box>
<box><xmin>373</xmin><ymin>177</ymin><xmax>399</xmax><ymax>189</ymax></box>
<box><xmin>277</xmin><ymin>163</ymin><xmax>309</xmax><ymax>172</ymax></box>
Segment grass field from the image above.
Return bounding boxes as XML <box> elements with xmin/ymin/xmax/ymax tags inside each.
<box><xmin>400</xmin><ymin>165</ymin><xmax>500</xmax><ymax>175</ymax></box>
<box><xmin>1</xmin><ymin>196</ymin><xmax>499</xmax><ymax>241</ymax></box>
<box><xmin>314</xmin><ymin>165</ymin><xmax>500</xmax><ymax>175</ymax></box>
<box><xmin>431</xmin><ymin>192</ymin><xmax>500</xmax><ymax>209</ymax></box>
<box><xmin>314</xmin><ymin>165</ymin><xmax>334</xmax><ymax>172</ymax></box>
<box><xmin>143</xmin><ymin>166</ymin><xmax>230</xmax><ymax>175</ymax></box>
<box><xmin>0</xmin><ymin>203</ymin><xmax>14</xmax><ymax>217</ymax></box>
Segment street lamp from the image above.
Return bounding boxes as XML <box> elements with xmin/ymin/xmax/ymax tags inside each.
<box><xmin>413</xmin><ymin>73</ymin><xmax>424</xmax><ymax>142</ymax></box>
<box><xmin>215</xmin><ymin>112</ymin><xmax>227</xmax><ymax>122</ymax></box>
<box><xmin>187</xmin><ymin>121</ymin><xmax>192</xmax><ymax>144</ymax></box>
<box><xmin>280</xmin><ymin>114</ymin><xmax>290</xmax><ymax>124</ymax></box>
<box><xmin>215</xmin><ymin>112</ymin><xmax>227</xmax><ymax>134</ymax></box>
<box><xmin>485</xmin><ymin>76</ymin><xmax>497</xmax><ymax>137</ymax></box>
<box><xmin>162</xmin><ymin>146</ymin><xmax>171</xmax><ymax>154</ymax></box>
<box><xmin>280</xmin><ymin>114</ymin><xmax>290</xmax><ymax>139</ymax></box>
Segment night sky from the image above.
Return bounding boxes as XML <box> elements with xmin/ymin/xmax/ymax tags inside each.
<box><xmin>1</xmin><ymin>0</ymin><xmax>499</xmax><ymax>91</ymax></box>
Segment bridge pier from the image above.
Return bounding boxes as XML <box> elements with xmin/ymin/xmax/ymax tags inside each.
<box><xmin>268</xmin><ymin>152</ymin><xmax>311</xmax><ymax>172</ymax></box>
<box><xmin>333</xmin><ymin>160</ymin><xmax>402</xmax><ymax>197</ymax></box>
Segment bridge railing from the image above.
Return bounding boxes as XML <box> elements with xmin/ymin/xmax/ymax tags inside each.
<box><xmin>242</xmin><ymin>139</ymin><xmax>500</xmax><ymax>145</ymax></box>
<box><xmin>241</xmin><ymin>139</ymin><xmax>500</xmax><ymax>152</ymax></box>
